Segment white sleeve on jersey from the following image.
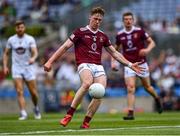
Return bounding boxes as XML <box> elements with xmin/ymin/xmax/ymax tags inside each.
<box><xmin>29</xmin><ymin>36</ymin><xmax>37</xmax><ymax>48</ymax></box>
<box><xmin>6</xmin><ymin>38</ymin><xmax>12</xmax><ymax>49</ymax></box>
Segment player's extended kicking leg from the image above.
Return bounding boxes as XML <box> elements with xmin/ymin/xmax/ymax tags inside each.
<box><xmin>14</xmin><ymin>78</ymin><xmax>28</xmax><ymax>120</ymax></box>
<box><xmin>80</xmin><ymin>75</ymin><xmax>106</xmax><ymax>129</ymax></box>
<box><xmin>26</xmin><ymin>80</ymin><xmax>41</xmax><ymax>119</ymax></box>
<box><xmin>123</xmin><ymin>76</ymin><xmax>136</xmax><ymax>120</ymax></box>
<box><xmin>60</xmin><ymin>69</ymin><xmax>93</xmax><ymax>127</ymax></box>
<box><xmin>140</xmin><ymin>77</ymin><xmax>163</xmax><ymax>114</ymax></box>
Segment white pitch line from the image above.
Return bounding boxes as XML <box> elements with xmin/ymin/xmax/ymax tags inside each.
<box><xmin>1</xmin><ymin>125</ymin><xmax>180</xmax><ymax>135</ymax></box>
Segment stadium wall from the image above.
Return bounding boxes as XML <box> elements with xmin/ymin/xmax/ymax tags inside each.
<box><xmin>82</xmin><ymin>97</ymin><xmax>154</xmax><ymax>113</ymax></box>
<box><xmin>0</xmin><ymin>97</ymin><xmax>154</xmax><ymax>114</ymax></box>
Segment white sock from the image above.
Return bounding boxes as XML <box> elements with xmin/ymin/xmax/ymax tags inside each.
<box><xmin>21</xmin><ymin>110</ymin><xmax>27</xmax><ymax>116</ymax></box>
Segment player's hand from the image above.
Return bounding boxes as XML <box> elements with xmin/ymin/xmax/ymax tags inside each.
<box><xmin>111</xmin><ymin>61</ymin><xmax>119</xmax><ymax>71</ymax></box>
<box><xmin>29</xmin><ymin>58</ymin><xmax>35</xmax><ymax>65</ymax></box>
<box><xmin>139</xmin><ymin>49</ymin><xmax>149</xmax><ymax>56</ymax></box>
<box><xmin>131</xmin><ymin>62</ymin><xmax>145</xmax><ymax>74</ymax></box>
<box><xmin>3</xmin><ymin>67</ymin><xmax>9</xmax><ymax>76</ymax></box>
<box><xmin>44</xmin><ymin>62</ymin><xmax>52</xmax><ymax>72</ymax></box>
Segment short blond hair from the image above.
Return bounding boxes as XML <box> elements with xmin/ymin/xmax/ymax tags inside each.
<box><xmin>91</xmin><ymin>7</ymin><xmax>105</xmax><ymax>16</ymax></box>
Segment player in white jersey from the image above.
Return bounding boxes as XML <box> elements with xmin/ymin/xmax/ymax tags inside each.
<box><xmin>3</xmin><ymin>20</ymin><xmax>41</xmax><ymax>120</ymax></box>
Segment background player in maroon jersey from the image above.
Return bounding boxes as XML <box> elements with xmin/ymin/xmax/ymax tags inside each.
<box><xmin>44</xmin><ymin>7</ymin><xmax>143</xmax><ymax>128</ymax></box>
<box><xmin>111</xmin><ymin>12</ymin><xmax>163</xmax><ymax>120</ymax></box>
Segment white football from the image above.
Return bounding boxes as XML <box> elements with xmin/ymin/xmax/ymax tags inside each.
<box><xmin>88</xmin><ymin>83</ymin><xmax>105</xmax><ymax>99</ymax></box>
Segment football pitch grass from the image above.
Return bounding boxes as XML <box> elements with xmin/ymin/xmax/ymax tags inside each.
<box><xmin>0</xmin><ymin>112</ymin><xmax>180</xmax><ymax>135</ymax></box>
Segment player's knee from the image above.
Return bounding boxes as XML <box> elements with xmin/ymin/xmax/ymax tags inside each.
<box><xmin>16</xmin><ymin>90</ymin><xmax>23</xmax><ymax>96</ymax></box>
<box><xmin>127</xmin><ymin>85</ymin><xmax>135</xmax><ymax>94</ymax></box>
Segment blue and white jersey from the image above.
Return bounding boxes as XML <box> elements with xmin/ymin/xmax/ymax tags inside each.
<box><xmin>6</xmin><ymin>34</ymin><xmax>37</xmax><ymax>67</ymax></box>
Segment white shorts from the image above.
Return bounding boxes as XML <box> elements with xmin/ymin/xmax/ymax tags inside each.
<box><xmin>12</xmin><ymin>65</ymin><xmax>36</xmax><ymax>81</ymax></box>
<box><xmin>78</xmin><ymin>63</ymin><xmax>106</xmax><ymax>78</ymax></box>
<box><xmin>124</xmin><ymin>62</ymin><xmax>150</xmax><ymax>78</ymax></box>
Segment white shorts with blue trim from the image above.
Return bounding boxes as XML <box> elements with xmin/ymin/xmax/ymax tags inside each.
<box><xmin>124</xmin><ymin>62</ymin><xmax>150</xmax><ymax>78</ymax></box>
<box><xmin>12</xmin><ymin>65</ymin><xmax>36</xmax><ymax>81</ymax></box>
<box><xmin>78</xmin><ymin>63</ymin><xmax>106</xmax><ymax>78</ymax></box>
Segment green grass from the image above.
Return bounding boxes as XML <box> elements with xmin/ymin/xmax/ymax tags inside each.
<box><xmin>0</xmin><ymin>112</ymin><xmax>180</xmax><ymax>135</ymax></box>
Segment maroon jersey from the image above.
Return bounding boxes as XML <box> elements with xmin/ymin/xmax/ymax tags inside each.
<box><xmin>116</xmin><ymin>26</ymin><xmax>149</xmax><ymax>63</ymax></box>
<box><xmin>69</xmin><ymin>25</ymin><xmax>111</xmax><ymax>66</ymax></box>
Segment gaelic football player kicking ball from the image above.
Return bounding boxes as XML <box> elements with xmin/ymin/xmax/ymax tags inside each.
<box><xmin>44</xmin><ymin>7</ymin><xmax>143</xmax><ymax>128</ymax></box>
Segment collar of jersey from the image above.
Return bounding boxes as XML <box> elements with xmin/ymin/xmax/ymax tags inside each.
<box><xmin>123</xmin><ymin>26</ymin><xmax>135</xmax><ymax>34</ymax></box>
<box><xmin>86</xmin><ymin>25</ymin><xmax>99</xmax><ymax>34</ymax></box>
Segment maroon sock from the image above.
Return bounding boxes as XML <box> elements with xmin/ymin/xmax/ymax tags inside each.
<box><xmin>128</xmin><ymin>110</ymin><xmax>134</xmax><ymax>116</ymax></box>
<box><xmin>67</xmin><ymin>107</ymin><xmax>76</xmax><ymax>116</ymax></box>
<box><xmin>83</xmin><ymin>116</ymin><xmax>92</xmax><ymax>124</ymax></box>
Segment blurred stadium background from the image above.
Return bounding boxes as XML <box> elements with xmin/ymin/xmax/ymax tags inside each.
<box><xmin>0</xmin><ymin>0</ymin><xmax>180</xmax><ymax>115</ymax></box>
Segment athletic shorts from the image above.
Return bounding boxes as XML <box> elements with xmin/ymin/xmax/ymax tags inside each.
<box><xmin>77</xmin><ymin>63</ymin><xmax>106</xmax><ymax>78</ymax></box>
<box><xmin>124</xmin><ymin>62</ymin><xmax>150</xmax><ymax>78</ymax></box>
<box><xmin>12</xmin><ymin>65</ymin><xmax>36</xmax><ymax>81</ymax></box>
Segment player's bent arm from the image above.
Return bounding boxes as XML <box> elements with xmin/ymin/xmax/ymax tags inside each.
<box><xmin>115</xmin><ymin>44</ymin><xmax>122</xmax><ymax>51</ymax></box>
<box><xmin>111</xmin><ymin>44</ymin><xmax>121</xmax><ymax>62</ymax></box>
<box><xmin>146</xmin><ymin>37</ymin><xmax>155</xmax><ymax>53</ymax></box>
<box><xmin>30</xmin><ymin>47</ymin><xmax>38</xmax><ymax>61</ymax></box>
<box><xmin>106</xmin><ymin>45</ymin><xmax>132</xmax><ymax>67</ymax></box>
<box><xmin>3</xmin><ymin>48</ymin><xmax>10</xmax><ymax>69</ymax></box>
<box><xmin>46</xmin><ymin>39</ymin><xmax>73</xmax><ymax>65</ymax></box>
<box><xmin>3</xmin><ymin>48</ymin><xmax>10</xmax><ymax>75</ymax></box>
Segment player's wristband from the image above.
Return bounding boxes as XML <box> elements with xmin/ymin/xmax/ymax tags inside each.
<box><xmin>127</xmin><ymin>62</ymin><xmax>133</xmax><ymax>68</ymax></box>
